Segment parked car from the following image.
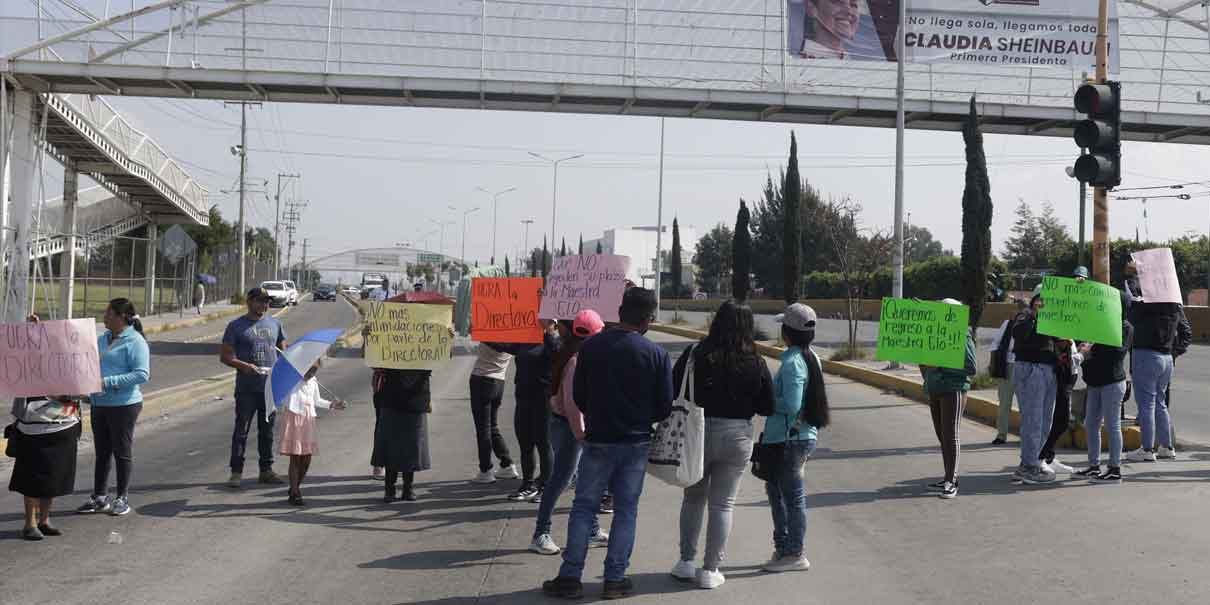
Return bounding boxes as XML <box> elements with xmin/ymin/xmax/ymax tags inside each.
<box><xmin>259</xmin><ymin>281</ymin><xmax>291</xmax><ymax>308</ymax></box>
<box><xmin>283</xmin><ymin>280</ymin><xmax>300</xmax><ymax>306</ymax></box>
<box><xmin>314</xmin><ymin>284</ymin><xmax>337</xmax><ymax>301</ymax></box>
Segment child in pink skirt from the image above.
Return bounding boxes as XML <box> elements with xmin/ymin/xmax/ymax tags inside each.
<box><xmin>280</xmin><ymin>362</ymin><xmax>345</xmax><ymax>506</ymax></box>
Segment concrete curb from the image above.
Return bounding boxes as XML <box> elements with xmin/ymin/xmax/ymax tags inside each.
<box><xmin>139</xmin><ymin>306</ymin><xmax>248</xmax><ymax>336</ymax></box>
<box><xmin>650</xmin><ymin>323</ymin><xmax>1152</xmax><ymax>453</ymax></box>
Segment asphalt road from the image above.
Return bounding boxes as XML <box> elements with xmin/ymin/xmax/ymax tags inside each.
<box><xmin>142</xmin><ymin>296</ymin><xmax>360</xmax><ymax>392</ymax></box>
<box><xmin>3</xmin><ymin>327</ymin><xmax>1209</xmax><ymax>604</ymax></box>
<box><xmin>664</xmin><ymin>309</ymin><xmax>1210</xmax><ymax>446</ymax></box>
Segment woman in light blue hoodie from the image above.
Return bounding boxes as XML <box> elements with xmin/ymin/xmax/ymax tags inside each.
<box><xmin>77</xmin><ymin>298</ymin><xmax>150</xmax><ymax>517</ymax></box>
<box><xmin>761</xmin><ymin>303</ymin><xmax>829</xmax><ymax>574</ymax></box>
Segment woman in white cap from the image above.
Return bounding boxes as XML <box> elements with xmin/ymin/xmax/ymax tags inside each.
<box><xmin>918</xmin><ymin>299</ymin><xmax>977</xmax><ymax>499</ymax></box>
<box><xmin>760</xmin><ymin>303</ymin><xmax>829</xmax><ymax>573</ymax></box>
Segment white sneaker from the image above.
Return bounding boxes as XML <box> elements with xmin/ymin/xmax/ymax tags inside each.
<box><xmin>671</xmin><ymin>560</ymin><xmax>697</xmax><ymax>582</ymax></box>
<box><xmin>529</xmin><ymin>533</ymin><xmax>561</xmax><ymax>555</ymax></box>
<box><xmin>495</xmin><ymin>465</ymin><xmax>520</xmax><ymax>480</ymax></box>
<box><xmin>697</xmin><ymin>568</ymin><xmax>725</xmax><ymax>589</ymax></box>
<box><xmin>1039</xmin><ymin>461</ymin><xmax>1054</xmax><ymax>474</ymax></box>
<box><xmin>589</xmin><ymin>530</ymin><xmax>610</xmax><ymax>548</ymax></box>
<box><xmin>1049</xmin><ymin>460</ymin><xmax>1076</xmax><ymax>474</ymax></box>
<box><xmin>1157</xmin><ymin>446</ymin><xmax>1177</xmax><ymax>460</ymax></box>
<box><xmin>763</xmin><ymin>554</ymin><xmax>810</xmax><ymax>573</ymax></box>
<box><xmin>472</xmin><ymin>470</ymin><xmax>496</xmax><ymax>484</ymax></box>
<box><xmin>1127</xmin><ymin>448</ymin><xmax>1157</xmax><ymax>463</ymax></box>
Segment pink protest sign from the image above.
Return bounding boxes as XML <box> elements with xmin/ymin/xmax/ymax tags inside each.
<box><xmin>539</xmin><ymin>254</ymin><xmax>632</xmax><ymax>322</ymax></box>
<box><xmin>0</xmin><ymin>319</ymin><xmax>102</xmax><ymax>398</ymax></box>
<box><xmin>1131</xmin><ymin>248</ymin><xmax>1182</xmax><ymax>304</ymax></box>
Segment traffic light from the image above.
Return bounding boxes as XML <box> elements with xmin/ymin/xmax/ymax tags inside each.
<box><xmin>1072</xmin><ymin>81</ymin><xmax>1121</xmax><ymax>188</ymax></box>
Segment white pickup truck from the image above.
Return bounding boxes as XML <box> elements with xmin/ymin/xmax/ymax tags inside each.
<box><xmin>259</xmin><ymin>281</ymin><xmax>291</xmax><ymax>307</ymax></box>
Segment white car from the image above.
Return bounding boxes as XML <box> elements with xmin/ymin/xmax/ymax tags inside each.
<box><xmin>343</xmin><ymin>285</ymin><xmax>360</xmax><ymax>295</ymax></box>
<box><xmin>259</xmin><ymin>281</ymin><xmax>291</xmax><ymax>307</ymax></box>
<box><xmin>283</xmin><ymin>280</ymin><xmax>300</xmax><ymax>306</ymax></box>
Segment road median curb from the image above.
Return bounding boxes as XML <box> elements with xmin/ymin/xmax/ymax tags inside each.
<box><xmin>651</xmin><ymin>323</ymin><xmax>1153</xmax><ymax>452</ymax></box>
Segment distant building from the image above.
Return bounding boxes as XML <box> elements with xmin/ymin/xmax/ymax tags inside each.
<box><xmin>583</xmin><ymin>224</ymin><xmax>698</xmax><ymax>291</ymax></box>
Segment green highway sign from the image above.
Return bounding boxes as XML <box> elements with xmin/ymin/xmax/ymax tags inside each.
<box><xmin>417</xmin><ymin>253</ymin><xmax>444</xmax><ymax>264</ymax></box>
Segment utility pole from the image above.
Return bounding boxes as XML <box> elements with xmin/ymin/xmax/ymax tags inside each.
<box><xmin>301</xmin><ymin>238</ymin><xmax>309</xmax><ymax>289</ymax></box>
<box><xmin>225</xmin><ymin>4</ymin><xmax>262</xmax><ymax>297</ymax></box>
<box><xmin>521</xmin><ymin>218</ymin><xmax>535</xmax><ymax>266</ymax></box>
<box><xmin>284</xmin><ymin>201</ymin><xmax>307</xmax><ymax>283</ymax></box>
<box><xmin>477</xmin><ymin>186</ymin><xmax>516</xmax><ymax>265</ymax></box>
<box><xmin>529</xmin><ymin>152</ymin><xmax>584</xmax><ymax>259</ymax></box>
<box><xmin>1092</xmin><ymin>0</ymin><xmax>1111</xmax><ymax>284</ymax></box>
<box><xmin>274</xmin><ymin>172</ymin><xmax>299</xmax><ymax>279</ymax></box>
<box><xmin>891</xmin><ymin>0</ymin><xmax>907</xmax><ymax>299</ymax></box>
<box><xmin>654</xmin><ymin>117</ymin><xmax>666</xmax><ymax>311</ymax></box>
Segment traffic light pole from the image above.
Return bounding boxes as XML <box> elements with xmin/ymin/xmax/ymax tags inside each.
<box><xmin>1092</xmin><ymin>0</ymin><xmax>1110</xmax><ymax>284</ymax></box>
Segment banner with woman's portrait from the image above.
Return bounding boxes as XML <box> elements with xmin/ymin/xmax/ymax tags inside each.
<box><xmin>787</xmin><ymin>0</ymin><xmax>1119</xmax><ymax>71</ymax></box>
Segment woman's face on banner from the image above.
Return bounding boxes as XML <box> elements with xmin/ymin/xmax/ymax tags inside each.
<box><xmin>808</xmin><ymin>0</ymin><xmax>861</xmax><ymax>42</ymax></box>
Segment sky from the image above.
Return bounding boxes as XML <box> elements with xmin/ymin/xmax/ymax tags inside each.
<box><xmin>92</xmin><ymin>96</ymin><xmax>1210</xmax><ymax>270</ymax></box>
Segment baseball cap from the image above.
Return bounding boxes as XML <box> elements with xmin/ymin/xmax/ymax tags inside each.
<box><xmin>941</xmin><ymin>298</ymin><xmax>962</xmax><ymax>306</ymax></box>
<box><xmin>247</xmin><ymin>287</ymin><xmax>271</xmax><ymax>301</ymax></box>
<box><xmin>1073</xmin><ymin>266</ymin><xmax>1090</xmax><ymax>279</ymax></box>
<box><xmin>572</xmin><ymin>309</ymin><xmax>605</xmax><ymax>337</ymax></box>
<box><xmin>776</xmin><ymin>303</ymin><xmax>817</xmax><ymax>332</ymax></box>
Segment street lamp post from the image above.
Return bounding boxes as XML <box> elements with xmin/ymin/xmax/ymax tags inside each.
<box><xmin>461</xmin><ymin>206</ymin><xmax>481</xmax><ymax>266</ymax></box>
<box><xmin>478</xmin><ymin>186</ymin><xmax>517</xmax><ymax>265</ymax></box>
<box><xmin>521</xmin><ymin>218</ymin><xmax>535</xmax><ymax>273</ymax></box>
<box><xmin>429</xmin><ymin>218</ymin><xmax>454</xmax><ymax>261</ymax></box>
<box><xmin>529</xmin><ymin>152</ymin><xmax>583</xmax><ymax>257</ymax></box>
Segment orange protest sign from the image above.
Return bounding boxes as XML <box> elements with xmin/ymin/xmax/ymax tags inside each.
<box><xmin>471</xmin><ymin>277</ymin><xmax>544</xmax><ymax>343</ymax></box>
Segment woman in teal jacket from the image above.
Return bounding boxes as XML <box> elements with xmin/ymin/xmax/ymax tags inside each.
<box><xmin>77</xmin><ymin>298</ymin><xmax>150</xmax><ymax>517</ymax></box>
<box><xmin>919</xmin><ymin>299</ymin><xmax>977</xmax><ymax>500</ymax></box>
<box><xmin>762</xmin><ymin>304</ymin><xmax>829</xmax><ymax>574</ymax></box>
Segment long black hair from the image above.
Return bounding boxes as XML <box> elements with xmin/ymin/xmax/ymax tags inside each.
<box><xmin>782</xmin><ymin>324</ymin><xmax>829</xmax><ymax>429</ymax></box>
<box><xmin>701</xmin><ymin>299</ymin><xmax>757</xmax><ymax>372</ymax></box>
<box><xmin>107</xmin><ymin>298</ymin><xmax>144</xmax><ymax>336</ymax></box>
<box><xmin>550</xmin><ymin>320</ymin><xmax>581</xmax><ymax>397</ymax></box>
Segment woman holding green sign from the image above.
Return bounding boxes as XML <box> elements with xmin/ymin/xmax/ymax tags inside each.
<box><xmin>919</xmin><ymin>299</ymin><xmax>977</xmax><ymax>500</ymax></box>
<box><xmin>1011</xmin><ymin>294</ymin><xmax>1059</xmax><ymax>485</ymax></box>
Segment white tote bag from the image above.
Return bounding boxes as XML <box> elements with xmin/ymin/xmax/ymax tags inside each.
<box><xmin>647</xmin><ymin>346</ymin><xmax>705</xmax><ymax>488</ymax></box>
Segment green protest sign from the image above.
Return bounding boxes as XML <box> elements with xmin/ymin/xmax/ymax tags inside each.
<box><xmin>1036</xmin><ymin>276</ymin><xmax>1122</xmax><ymax>347</ymax></box>
<box><xmin>875</xmin><ymin>298</ymin><xmax>970</xmax><ymax>369</ymax></box>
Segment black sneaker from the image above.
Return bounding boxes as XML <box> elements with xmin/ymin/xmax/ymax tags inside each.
<box><xmin>1094</xmin><ymin>467</ymin><xmax>1122</xmax><ymax>483</ymax></box>
<box><xmin>938</xmin><ymin>481</ymin><xmax>958</xmax><ymax>500</ymax></box>
<box><xmin>542</xmin><ymin>576</ymin><xmax>583</xmax><ymax>599</ymax></box>
<box><xmin>991</xmin><ymin>436</ymin><xmax>1007</xmax><ymax>445</ymax></box>
<box><xmin>1075</xmin><ymin>466</ymin><xmax>1101</xmax><ymax>479</ymax></box>
<box><xmin>509</xmin><ymin>482</ymin><xmax>537</xmax><ymax>502</ymax></box>
<box><xmin>925</xmin><ymin>480</ymin><xmax>947</xmax><ymax>492</ymax></box>
<box><xmin>599</xmin><ymin>493</ymin><xmax>614</xmax><ymax>514</ymax></box>
<box><xmin>601</xmin><ymin>578</ymin><xmax>634</xmax><ymax>600</ymax></box>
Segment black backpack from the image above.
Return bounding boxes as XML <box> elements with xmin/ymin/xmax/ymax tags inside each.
<box><xmin>988</xmin><ymin>319</ymin><xmax>1015</xmax><ymax>379</ymax></box>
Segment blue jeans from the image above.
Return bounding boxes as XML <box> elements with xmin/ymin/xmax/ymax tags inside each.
<box><xmin>765</xmin><ymin>439</ymin><xmax>815</xmax><ymax>558</ymax></box>
<box><xmin>558</xmin><ymin>441</ymin><xmax>649</xmax><ymax>582</ymax></box>
<box><xmin>1012</xmin><ymin>362</ymin><xmax>1056</xmax><ymax>470</ymax></box>
<box><xmin>1132</xmin><ymin>349</ymin><xmax>1174</xmax><ymax>450</ymax></box>
<box><xmin>1085</xmin><ymin>381</ymin><xmax>1127</xmax><ymax>468</ymax></box>
<box><xmin>534</xmin><ymin>415</ymin><xmax>599</xmax><ymax>539</ymax></box>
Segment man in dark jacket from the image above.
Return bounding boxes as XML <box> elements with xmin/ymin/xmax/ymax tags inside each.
<box><xmin>543</xmin><ymin>288</ymin><xmax>673</xmax><ymax>600</ymax></box>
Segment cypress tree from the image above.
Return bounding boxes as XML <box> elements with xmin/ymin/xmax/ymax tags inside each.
<box><xmin>542</xmin><ymin>237</ymin><xmax>550</xmax><ymax>279</ymax></box>
<box><xmin>504</xmin><ymin>255</ymin><xmax>511</xmax><ymax>276</ymax></box>
<box><xmin>596</xmin><ymin>241</ymin><xmax>603</xmax><ymax>254</ymax></box>
<box><xmin>960</xmin><ymin>96</ymin><xmax>994</xmax><ymax>326</ymax></box>
<box><xmin>783</xmin><ymin>132</ymin><xmax>802</xmax><ymax>304</ymax></box>
<box><xmin>560</xmin><ymin>237</ymin><xmax>567</xmax><ymax>257</ymax></box>
<box><xmin>670</xmin><ymin>217</ymin><xmax>683</xmax><ymax>299</ymax></box>
<box><xmin>578</xmin><ymin>234</ymin><xmax>584</xmax><ymax>255</ymax></box>
<box><xmin>530</xmin><ymin>249</ymin><xmax>538</xmax><ymax>277</ymax></box>
<box><xmin>732</xmin><ymin>201</ymin><xmax>752</xmax><ymax>301</ymax></box>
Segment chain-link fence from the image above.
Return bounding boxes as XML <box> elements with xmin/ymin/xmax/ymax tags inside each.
<box><xmin>28</xmin><ymin>236</ymin><xmax>274</xmax><ymax>321</ymax></box>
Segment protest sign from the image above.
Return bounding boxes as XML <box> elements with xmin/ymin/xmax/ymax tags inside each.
<box><xmin>364</xmin><ymin>302</ymin><xmax>453</xmax><ymax>370</ymax></box>
<box><xmin>0</xmin><ymin>319</ymin><xmax>102</xmax><ymax>397</ymax></box>
<box><xmin>1037</xmin><ymin>276</ymin><xmax>1122</xmax><ymax>347</ymax></box>
<box><xmin>539</xmin><ymin>254</ymin><xmax>631</xmax><ymax>322</ymax></box>
<box><xmin>471</xmin><ymin>277</ymin><xmax>543</xmax><ymax>343</ymax></box>
<box><xmin>1131</xmin><ymin>248</ymin><xmax>1182</xmax><ymax>304</ymax></box>
<box><xmin>875</xmin><ymin>298</ymin><xmax>970</xmax><ymax>369</ymax></box>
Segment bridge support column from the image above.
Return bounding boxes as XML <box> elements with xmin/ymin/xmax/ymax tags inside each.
<box><xmin>59</xmin><ymin>166</ymin><xmax>78</xmax><ymax>318</ymax></box>
<box><xmin>144</xmin><ymin>222</ymin><xmax>157</xmax><ymax>316</ymax></box>
<box><xmin>4</xmin><ymin>90</ymin><xmax>39</xmax><ymax>324</ymax></box>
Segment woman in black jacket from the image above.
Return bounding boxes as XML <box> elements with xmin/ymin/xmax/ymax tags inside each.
<box><xmin>486</xmin><ymin>322</ymin><xmax>561</xmax><ymax>503</ymax></box>
<box><xmin>668</xmin><ymin>300</ymin><xmax>775</xmax><ymax>589</ymax></box>
<box><xmin>371</xmin><ymin>368</ymin><xmax>432</xmax><ymax>503</ymax></box>
<box><xmin>1078</xmin><ymin>315</ymin><xmax>1133</xmax><ymax>483</ymax></box>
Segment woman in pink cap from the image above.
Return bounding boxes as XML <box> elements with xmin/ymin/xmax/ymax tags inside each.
<box><xmin>529</xmin><ymin>309</ymin><xmax>610</xmax><ymax>555</ymax></box>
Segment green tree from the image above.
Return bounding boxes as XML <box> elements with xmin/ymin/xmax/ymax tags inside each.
<box><xmin>783</xmin><ymin>132</ymin><xmax>802</xmax><ymax>304</ymax></box>
<box><xmin>905</xmin><ymin>224</ymin><xmax>948</xmax><ymax>265</ymax></box>
<box><xmin>732</xmin><ymin>201</ymin><xmax>752</xmax><ymax>301</ymax></box>
<box><xmin>1036</xmin><ymin>201</ymin><xmax>1072</xmax><ymax>269</ymax></box>
<box><xmin>560</xmin><ymin>238</ymin><xmax>567</xmax><ymax>257</ymax></box>
<box><xmin>693</xmin><ymin>223</ymin><xmax>733</xmax><ymax>296</ymax></box>
<box><xmin>530</xmin><ymin>249</ymin><xmax>538</xmax><ymax>277</ymax></box>
<box><xmin>542</xmin><ymin>237</ymin><xmax>550</xmax><ymax>279</ymax></box>
<box><xmin>1002</xmin><ymin>200</ymin><xmax>1045</xmax><ymax>270</ymax></box>
<box><xmin>668</xmin><ymin>217</ymin><xmax>683</xmax><ymax>299</ymax></box>
<box><xmin>960</xmin><ymin>96</ymin><xmax>994</xmax><ymax>326</ymax></box>
<box><xmin>504</xmin><ymin>256</ymin><xmax>511</xmax><ymax>276</ymax></box>
<box><xmin>578</xmin><ymin>234</ymin><xmax>584</xmax><ymax>256</ymax></box>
